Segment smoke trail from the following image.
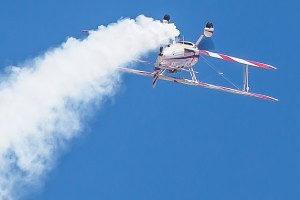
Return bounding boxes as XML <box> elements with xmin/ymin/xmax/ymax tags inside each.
<box><xmin>0</xmin><ymin>15</ymin><xmax>179</xmax><ymax>200</ymax></box>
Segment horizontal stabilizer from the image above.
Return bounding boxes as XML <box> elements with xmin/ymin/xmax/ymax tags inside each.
<box><xmin>82</xmin><ymin>30</ymin><xmax>91</xmax><ymax>34</ymax></box>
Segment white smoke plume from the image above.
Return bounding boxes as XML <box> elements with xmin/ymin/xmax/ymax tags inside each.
<box><xmin>0</xmin><ymin>15</ymin><xmax>179</xmax><ymax>200</ymax></box>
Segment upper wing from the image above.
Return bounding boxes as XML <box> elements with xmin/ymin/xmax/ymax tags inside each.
<box><xmin>119</xmin><ymin>67</ymin><xmax>278</xmax><ymax>101</ymax></box>
<box><xmin>199</xmin><ymin>50</ymin><xmax>276</xmax><ymax>70</ymax></box>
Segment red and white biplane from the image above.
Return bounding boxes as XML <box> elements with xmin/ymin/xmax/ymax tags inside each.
<box><xmin>123</xmin><ymin>15</ymin><xmax>278</xmax><ymax>101</ymax></box>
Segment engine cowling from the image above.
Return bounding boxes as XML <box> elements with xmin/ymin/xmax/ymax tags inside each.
<box><xmin>204</xmin><ymin>22</ymin><xmax>214</xmax><ymax>37</ymax></box>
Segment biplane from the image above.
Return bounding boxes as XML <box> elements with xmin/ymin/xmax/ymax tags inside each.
<box><xmin>124</xmin><ymin>15</ymin><xmax>278</xmax><ymax>101</ymax></box>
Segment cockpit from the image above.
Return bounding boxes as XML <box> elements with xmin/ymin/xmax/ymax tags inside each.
<box><xmin>177</xmin><ymin>41</ymin><xmax>194</xmax><ymax>46</ymax></box>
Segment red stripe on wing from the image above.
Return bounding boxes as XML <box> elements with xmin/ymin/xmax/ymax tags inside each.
<box><xmin>199</xmin><ymin>50</ymin><xmax>276</xmax><ymax>70</ymax></box>
<box><xmin>219</xmin><ymin>54</ymin><xmax>235</xmax><ymax>62</ymax></box>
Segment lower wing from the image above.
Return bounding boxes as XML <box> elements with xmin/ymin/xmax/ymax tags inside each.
<box><xmin>199</xmin><ymin>50</ymin><xmax>277</xmax><ymax>70</ymax></box>
<box><xmin>119</xmin><ymin>67</ymin><xmax>278</xmax><ymax>101</ymax></box>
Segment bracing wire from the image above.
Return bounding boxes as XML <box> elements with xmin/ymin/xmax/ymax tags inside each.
<box><xmin>201</xmin><ymin>55</ymin><xmax>240</xmax><ymax>89</ymax></box>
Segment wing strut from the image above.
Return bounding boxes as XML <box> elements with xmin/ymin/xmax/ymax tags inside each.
<box><xmin>243</xmin><ymin>65</ymin><xmax>249</xmax><ymax>92</ymax></box>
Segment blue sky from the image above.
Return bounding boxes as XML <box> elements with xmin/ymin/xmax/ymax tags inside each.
<box><xmin>0</xmin><ymin>0</ymin><xmax>299</xmax><ymax>200</ymax></box>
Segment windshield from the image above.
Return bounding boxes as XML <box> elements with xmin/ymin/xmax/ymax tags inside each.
<box><xmin>177</xmin><ymin>41</ymin><xmax>194</xmax><ymax>46</ymax></box>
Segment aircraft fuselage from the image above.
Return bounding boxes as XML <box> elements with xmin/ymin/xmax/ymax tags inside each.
<box><xmin>156</xmin><ymin>41</ymin><xmax>200</xmax><ymax>70</ymax></box>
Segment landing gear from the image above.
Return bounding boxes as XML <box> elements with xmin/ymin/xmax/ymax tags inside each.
<box><xmin>163</xmin><ymin>14</ymin><xmax>170</xmax><ymax>23</ymax></box>
<box><xmin>159</xmin><ymin>46</ymin><xmax>163</xmax><ymax>56</ymax></box>
<box><xmin>188</xmin><ymin>67</ymin><xmax>198</xmax><ymax>82</ymax></box>
<box><xmin>205</xmin><ymin>22</ymin><xmax>214</xmax><ymax>29</ymax></box>
<box><xmin>204</xmin><ymin>22</ymin><xmax>214</xmax><ymax>37</ymax></box>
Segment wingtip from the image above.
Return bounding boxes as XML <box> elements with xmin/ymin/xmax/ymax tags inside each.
<box><xmin>266</xmin><ymin>95</ymin><xmax>279</xmax><ymax>101</ymax></box>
